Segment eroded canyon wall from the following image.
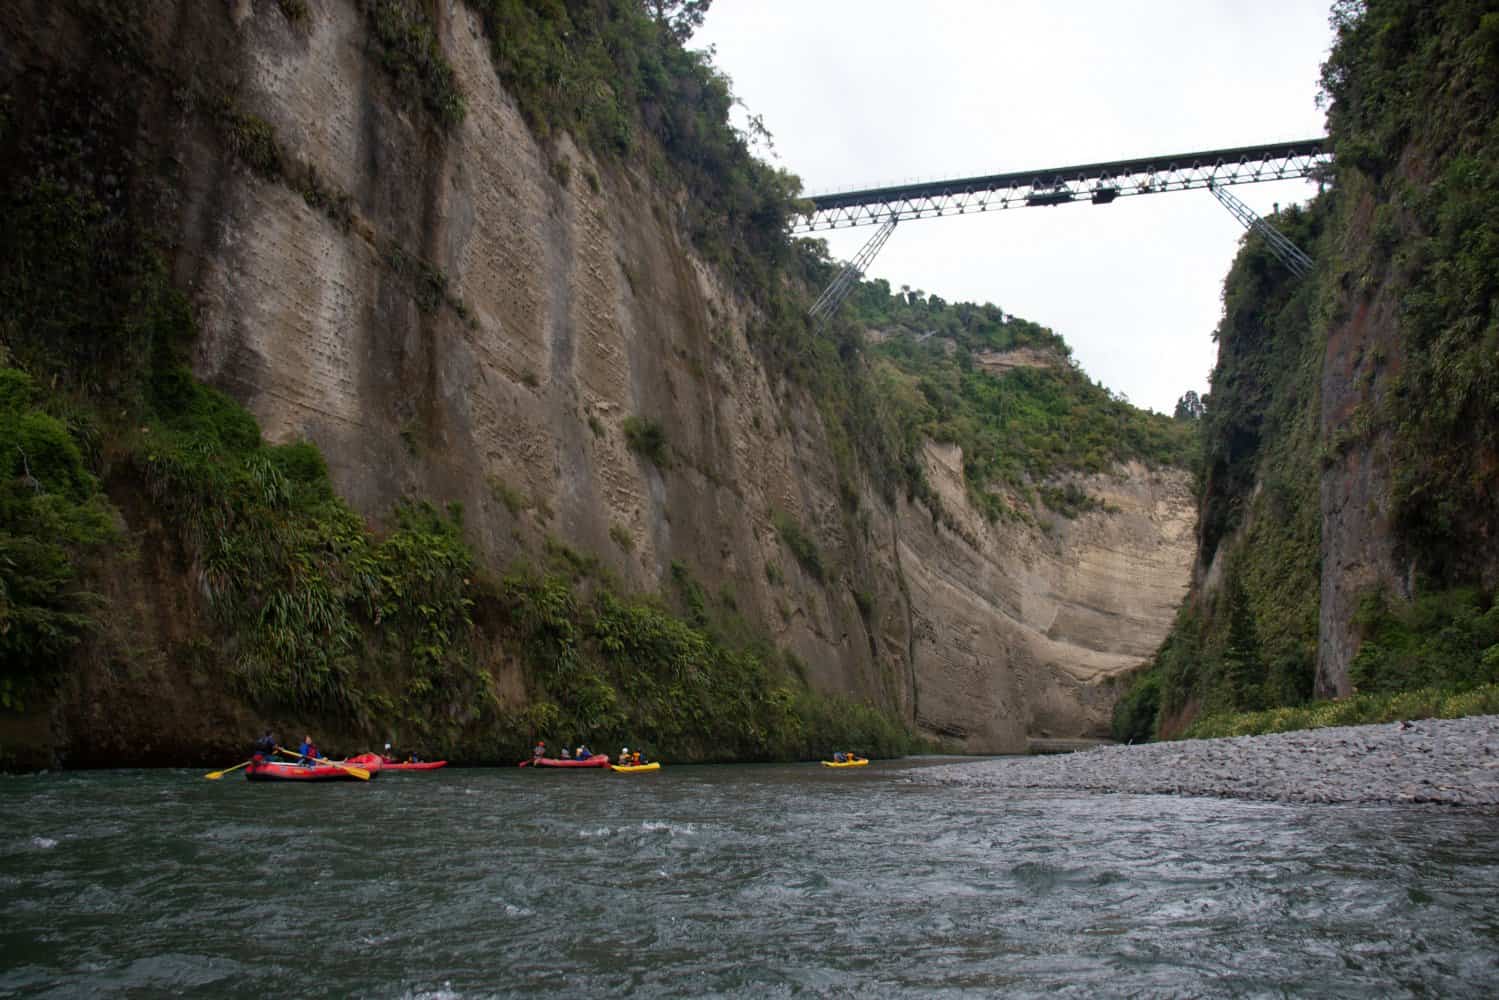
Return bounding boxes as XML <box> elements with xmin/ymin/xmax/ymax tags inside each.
<box><xmin>1133</xmin><ymin>0</ymin><xmax>1499</xmax><ymax>739</ymax></box>
<box><xmin>0</xmin><ymin>0</ymin><xmax>1195</xmax><ymax>753</ymax></box>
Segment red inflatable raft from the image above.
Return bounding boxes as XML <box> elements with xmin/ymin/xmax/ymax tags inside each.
<box><xmin>244</xmin><ymin>757</ymin><xmax>380</xmax><ymax>781</ymax></box>
<box><xmin>347</xmin><ymin>753</ymin><xmax>447</xmax><ymax>772</ymax></box>
<box><xmin>378</xmin><ymin>759</ymin><xmax>446</xmax><ymax>771</ymax></box>
<box><xmin>521</xmin><ymin>755</ymin><xmax>612</xmax><ymax>768</ymax></box>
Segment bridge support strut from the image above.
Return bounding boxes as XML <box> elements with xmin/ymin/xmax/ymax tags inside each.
<box><xmin>1209</xmin><ymin>183</ymin><xmax>1314</xmax><ymax>278</ymax></box>
<box><xmin>808</xmin><ymin>216</ymin><xmax>898</xmax><ymax>327</ymax></box>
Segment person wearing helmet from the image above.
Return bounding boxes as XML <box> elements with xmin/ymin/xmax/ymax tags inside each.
<box><xmin>532</xmin><ymin>740</ymin><xmax>546</xmax><ymax>762</ymax></box>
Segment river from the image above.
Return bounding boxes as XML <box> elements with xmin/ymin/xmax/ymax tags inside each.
<box><xmin>3</xmin><ymin>758</ymin><xmax>1497</xmax><ymax>997</ymax></box>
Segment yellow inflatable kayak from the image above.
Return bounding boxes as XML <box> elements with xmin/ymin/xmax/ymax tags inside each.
<box><xmin>821</xmin><ymin>758</ymin><xmax>868</xmax><ymax>768</ymax></box>
<box><xmin>611</xmin><ymin>762</ymin><xmax>661</xmax><ymax>773</ymax></box>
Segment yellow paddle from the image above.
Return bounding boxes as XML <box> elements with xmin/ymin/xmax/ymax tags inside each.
<box><xmin>204</xmin><ymin>759</ymin><xmax>254</xmax><ymax>780</ymax></box>
<box><xmin>275</xmin><ymin>746</ymin><xmax>371</xmax><ymax>781</ymax></box>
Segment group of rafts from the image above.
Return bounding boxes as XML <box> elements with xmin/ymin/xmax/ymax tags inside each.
<box><xmin>522</xmin><ymin>753</ymin><xmax>661</xmax><ymax>773</ymax></box>
<box><xmin>208</xmin><ymin>747</ymin><xmax>867</xmax><ymax>782</ymax></box>
<box><xmin>202</xmin><ymin>748</ymin><xmax>448</xmax><ymax>782</ymax></box>
<box><xmin>523</xmin><ymin>752</ymin><xmax>868</xmax><ymax>772</ymax></box>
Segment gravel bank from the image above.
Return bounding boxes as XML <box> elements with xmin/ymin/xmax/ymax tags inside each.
<box><xmin>917</xmin><ymin>715</ymin><xmax>1499</xmax><ymax>811</ymax></box>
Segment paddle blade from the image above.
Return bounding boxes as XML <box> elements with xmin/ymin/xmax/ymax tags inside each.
<box><xmin>344</xmin><ymin>766</ymin><xmax>371</xmax><ymax>780</ymax></box>
<box><xmin>204</xmin><ymin>759</ymin><xmax>253</xmax><ymax>780</ymax></box>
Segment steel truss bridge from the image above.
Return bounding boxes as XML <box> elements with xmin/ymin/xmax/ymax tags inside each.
<box><xmin>797</xmin><ymin>138</ymin><xmax>1331</xmax><ymax>323</ymax></box>
<box><xmin>792</xmin><ymin>138</ymin><xmax>1329</xmax><ymax>232</ymax></box>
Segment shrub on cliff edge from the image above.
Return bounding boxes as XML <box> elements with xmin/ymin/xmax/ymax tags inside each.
<box><xmin>0</xmin><ymin>368</ymin><xmax>115</xmax><ymax>708</ymax></box>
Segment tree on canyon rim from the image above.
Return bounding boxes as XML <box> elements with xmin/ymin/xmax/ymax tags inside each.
<box><xmin>1174</xmin><ymin>391</ymin><xmax>1204</xmax><ymax>422</ymax></box>
<box><xmin>647</xmin><ymin>0</ymin><xmax>713</xmax><ymax>42</ymax></box>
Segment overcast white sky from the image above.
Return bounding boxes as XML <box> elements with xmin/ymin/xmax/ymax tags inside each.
<box><xmin>694</xmin><ymin>1</ymin><xmax>1334</xmax><ymax>414</ymax></box>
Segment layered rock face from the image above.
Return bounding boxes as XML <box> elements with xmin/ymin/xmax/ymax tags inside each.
<box><xmin>1</xmin><ymin>1</ymin><xmax>1195</xmax><ymax>750</ymax></box>
<box><xmin>905</xmin><ymin>446</ymin><xmax>1195</xmax><ymax>745</ymax></box>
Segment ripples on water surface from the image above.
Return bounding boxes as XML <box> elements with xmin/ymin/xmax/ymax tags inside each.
<box><xmin>2</xmin><ymin>758</ymin><xmax>1497</xmax><ymax>997</ymax></box>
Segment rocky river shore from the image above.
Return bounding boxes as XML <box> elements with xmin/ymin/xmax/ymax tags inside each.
<box><xmin>918</xmin><ymin>715</ymin><xmax>1499</xmax><ymax>811</ymax></box>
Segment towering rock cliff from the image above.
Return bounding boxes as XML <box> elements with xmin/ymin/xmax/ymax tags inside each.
<box><xmin>0</xmin><ymin>0</ymin><xmax>1194</xmax><ymax>766</ymax></box>
<box><xmin>1119</xmin><ymin>0</ymin><xmax>1499</xmax><ymax>740</ymax></box>
<box><xmin>1314</xmin><ymin>0</ymin><xmax>1499</xmax><ymax>692</ymax></box>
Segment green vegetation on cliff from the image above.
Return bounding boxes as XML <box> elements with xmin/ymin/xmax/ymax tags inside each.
<box><xmin>0</xmin><ymin>369</ymin><xmax>115</xmax><ymax>709</ymax></box>
<box><xmin>363</xmin><ymin>0</ymin><xmax>466</xmax><ymax>129</ymax></box>
<box><xmin>833</xmin><ymin>274</ymin><xmax>1195</xmax><ymax>521</ymax></box>
<box><xmin>1115</xmin><ymin>0</ymin><xmax>1499</xmax><ymax>742</ymax></box>
<box><xmin>1349</xmin><ymin>588</ymin><xmax>1499</xmax><ymax>694</ymax></box>
<box><xmin>504</xmin><ymin>557</ymin><xmax>908</xmax><ymax>761</ymax></box>
<box><xmin>1322</xmin><ymin>0</ymin><xmax>1499</xmax><ymax>583</ymax></box>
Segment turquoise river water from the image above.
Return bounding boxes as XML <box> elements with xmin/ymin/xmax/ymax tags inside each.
<box><xmin>2</xmin><ymin>758</ymin><xmax>1497</xmax><ymax>997</ymax></box>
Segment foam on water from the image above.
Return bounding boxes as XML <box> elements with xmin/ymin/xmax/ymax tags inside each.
<box><xmin>640</xmin><ymin>819</ymin><xmax>695</xmax><ymax>836</ymax></box>
<box><xmin>399</xmin><ymin>984</ymin><xmax>462</xmax><ymax>1000</ymax></box>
